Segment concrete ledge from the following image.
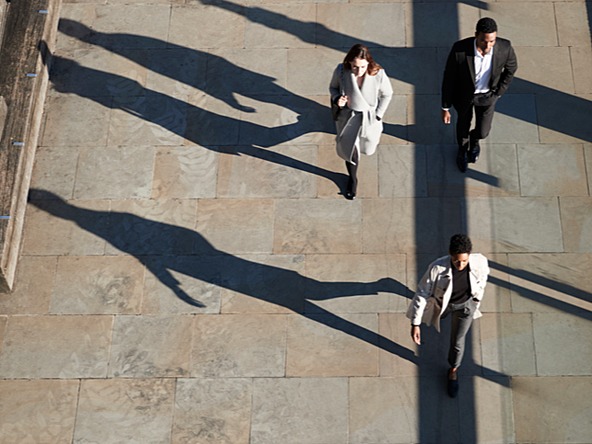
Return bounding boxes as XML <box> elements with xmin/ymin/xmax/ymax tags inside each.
<box><xmin>0</xmin><ymin>0</ymin><xmax>61</xmax><ymax>291</ymax></box>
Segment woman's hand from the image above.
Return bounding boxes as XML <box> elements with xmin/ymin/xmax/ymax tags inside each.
<box><xmin>411</xmin><ymin>325</ymin><xmax>421</xmax><ymax>345</ymax></box>
<box><xmin>337</xmin><ymin>95</ymin><xmax>348</xmax><ymax>108</ymax></box>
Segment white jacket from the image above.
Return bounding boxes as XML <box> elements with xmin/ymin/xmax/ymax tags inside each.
<box><xmin>406</xmin><ymin>254</ymin><xmax>490</xmax><ymax>332</ymax></box>
<box><xmin>329</xmin><ymin>64</ymin><xmax>393</xmax><ymax>162</ymax></box>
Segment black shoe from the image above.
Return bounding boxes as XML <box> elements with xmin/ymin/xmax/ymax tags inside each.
<box><xmin>456</xmin><ymin>147</ymin><xmax>468</xmax><ymax>173</ymax></box>
<box><xmin>447</xmin><ymin>378</ymin><xmax>459</xmax><ymax>398</ymax></box>
<box><xmin>468</xmin><ymin>141</ymin><xmax>480</xmax><ymax>163</ymax></box>
<box><xmin>345</xmin><ymin>177</ymin><xmax>357</xmax><ymax>200</ymax></box>
<box><xmin>447</xmin><ymin>370</ymin><xmax>459</xmax><ymax>398</ymax></box>
<box><xmin>345</xmin><ymin>191</ymin><xmax>356</xmax><ymax>200</ymax></box>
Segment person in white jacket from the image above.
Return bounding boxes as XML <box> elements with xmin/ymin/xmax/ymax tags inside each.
<box><xmin>329</xmin><ymin>44</ymin><xmax>393</xmax><ymax>200</ymax></box>
<box><xmin>407</xmin><ymin>234</ymin><xmax>489</xmax><ymax>397</ymax></box>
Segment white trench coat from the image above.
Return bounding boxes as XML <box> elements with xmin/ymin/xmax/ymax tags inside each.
<box><xmin>329</xmin><ymin>64</ymin><xmax>393</xmax><ymax>163</ymax></box>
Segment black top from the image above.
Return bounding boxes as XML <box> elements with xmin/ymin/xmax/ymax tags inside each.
<box><xmin>450</xmin><ymin>261</ymin><xmax>471</xmax><ymax>304</ymax></box>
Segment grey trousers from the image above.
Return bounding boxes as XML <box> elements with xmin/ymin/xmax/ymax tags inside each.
<box><xmin>444</xmin><ymin>299</ymin><xmax>478</xmax><ymax>369</ymax></box>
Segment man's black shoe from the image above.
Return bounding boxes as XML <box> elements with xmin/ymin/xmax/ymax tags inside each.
<box><xmin>468</xmin><ymin>141</ymin><xmax>480</xmax><ymax>163</ymax></box>
<box><xmin>447</xmin><ymin>379</ymin><xmax>459</xmax><ymax>398</ymax></box>
<box><xmin>456</xmin><ymin>147</ymin><xmax>468</xmax><ymax>173</ymax></box>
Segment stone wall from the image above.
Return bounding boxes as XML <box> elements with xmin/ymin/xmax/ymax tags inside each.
<box><xmin>0</xmin><ymin>0</ymin><xmax>62</xmax><ymax>291</ymax></box>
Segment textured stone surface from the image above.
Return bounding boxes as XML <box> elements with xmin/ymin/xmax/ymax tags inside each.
<box><xmin>250</xmin><ymin>378</ymin><xmax>348</xmax><ymax>444</ymax></box>
<box><xmin>517</xmin><ymin>144</ymin><xmax>588</xmax><ymax>197</ymax></box>
<box><xmin>3</xmin><ymin>0</ymin><xmax>592</xmax><ymax>442</ymax></box>
<box><xmin>0</xmin><ymin>315</ymin><xmax>112</xmax><ymax>378</ymax></box>
<box><xmin>50</xmin><ymin>255</ymin><xmax>144</xmax><ymax>314</ymax></box>
<box><xmin>75</xmin><ymin>379</ymin><xmax>175</xmax><ymax>443</ymax></box>
<box><xmin>513</xmin><ymin>377</ymin><xmax>592</xmax><ymax>443</ymax></box>
<box><xmin>0</xmin><ymin>380</ymin><xmax>79</xmax><ymax>443</ymax></box>
<box><xmin>109</xmin><ymin>315</ymin><xmax>192</xmax><ymax>377</ymax></box>
<box><xmin>173</xmin><ymin>378</ymin><xmax>252</xmax><ymax>444</ymax></box>
<box><xmin>286</xmin><ymin>313</ymin><xmax>379</xmax><ymax>377</ymax></box>
<box><xmin>191</xmin><ymin>314</ymin><xmax>287</xmax><ymax>377</ymax></box>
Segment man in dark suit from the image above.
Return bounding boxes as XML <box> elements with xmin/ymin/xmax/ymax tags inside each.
<box><xmin>442</xmin><ymin>18</ymin><xmax>518</xmax><ymax>172</ymax></box>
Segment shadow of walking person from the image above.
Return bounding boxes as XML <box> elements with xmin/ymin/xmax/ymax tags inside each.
<box><xmin>29</xmin><ymin>189</ymin><xmax>417</xmax><ymax>362</ymax></box>
<box><xmin>48</xmin><ymin>53</ymin><xmax>348</xmax><ymax>192</ymax></box>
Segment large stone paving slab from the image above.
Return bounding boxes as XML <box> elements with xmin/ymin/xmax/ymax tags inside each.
<box><xmin>426</xmin><ymin>144</ymin><xmax>521</xmax><ymax>198</ymax></box>
<box><xmin>109</xmin><ymin>315</ymin><xmax>192</xmax><ymax>377</ymax></box>
<box><xmin>465</xmin><ymin>197</ymin><xmax>563</xmax><ymax>253</ymax></box>
<box><xmin>170</xmin><ymin>5</ymin><xmax>246</xmax><ymax>49</ymax></box>
<box><xmin>554</xmin><ymin>2</ymin><xmax>592</xmax><ymax>47</ymax></box>
<box><xmin>560</xmin><ymin>197</ymin><xmax>592</xmax><ymax>252</ymax></box>
<box><xmin>517</xmin><ymin>144</ymin><xmax>588</xmax><ymax>196</ymax></box>
<box><xmin>316</xmin><ymin>3</ymin><xmax>405</xmax><ymax>48</ymax></box>
<box><xmin>191</xmin><ymin>314</ymin><xmax>287</xmax><ymax>377</ymax></box>
<box><xmin>0</xmin><ymin>256</ymin><xmax>56</xmax><ymax>314</ymax></box>
<box><xmin>0</xmin><ymin>315</ymin><xmax>113</xmax><ymax>378</ymax></box>
<box><xmin>218</xmin><ymin>254</ymin><xmax>307</xmax><ymax>314</ymax></box>
<box><xmin>244</xmin><ymin>3</ymin><xmax>317</xmax><ymax>49</ymax></box>
<box><xmin>533</xmin><ymin>312</ymin><xmax>592</xmax><ymax>375</ymax></box>
<box><xmin>513</xmin><ymin>376</ymin><xmax>592</xmax><ymax>443</ymax></box>
<box><xmin>57</xmin><ymin>4</ymin><xmax>171</xmax><ymax>51</ymax></box>
<box><xmin>463</xmin><ymin>376</ymin><xmax>515</xmax><ymax>443</ymax></box>
<box><xmin>349</xmin><ymin>376</ymin><xmax>420</xmax><ymax>443</ymax></box>
<box><xmin>250</xmin><ymin>378</ymin><xmax>348</xmax><ymax>444</ymax></box>
<box><xmin>74</xmin><ymin>146</ymin><xmax>155</xmax><ymax>199</ymax></box>
<box><xmin>152</xmin><ymin>145</ymin><xmax>218</xmax><ymax>199</ymax></box>
<box><xmin>507</xmin><ymin>253</ymin><xmax>592</xmax><ymax>314</ymax></box>
<box><xmin>74</xmin><ymin>379</ymin><xmax>175</xmax><ymax>443</ymax></box>
<box><xmin>535</xmin><ymin>92</ymin><xmax>592</xmax><ymax>144</ymax></box>
<box><xmin>274</xmin><ymin>199</ymin><xmax>362</xmax><ymax>254</ymax></box>
<box><xmin>196</xmin><ymin>199</ymin><xmax>274</xmax><ymax>254</ymax></box>
<box><xmin>0</xmin><ymin>380</ymin><xmax>79</xmax><ymax>443</ymax></box>
<box><xmin>142</xmin><ymin>256</ymin><xmax>223</xmax><ymax>315</ymax></box>
<box><xmin>479</xmin><ymin>313</ymin><xmax>537</xmax><ymax>376</ymax></box>
<box><xmin>50</xmin><ymin>256</ymin><xmax>145</xmax><ymax>314</ymax></box>
<box><xmin>23</xmin><ymin>198</ymin><xmax>110</xmax><ymax>256</ymax></box>
<box><xmin>379</xmin><ymin>145</ymin><xmax>428</xmax><ymax>198</ymax></box>
<box><xmin>571</xmin><ymin>47</ymin><xmax>592</xmax><ymax>94</ymax></box>
<box><xmin>303</xmin><ymin>253</ymin><xmax>408</xmax><ymax>313</ymax></box>
<box><xmin>286</xmin><ymin>313</ymin><xmax>379</xmax><ymax>376</ymax></box>
<box><xmin>362</xmin><ymin>198</ymin><xmax>464</xmax><ymax>255</ymax></box>
<box><xmin>30</xmin><ymin>145</ymin><xmax>79</xmax><ymax>200</ymax></box>
<box><xmin>173</xmin><ymin>378</ymin><xmax>252</xmax><ymax>444</ymax></box>
<box><xmin>488</xmin><ymin>2</ymin><xmax>558</xmax><ymax>46</ymax></box>
<box><xmin>487</xmin><ymin>94</ymin><xmax>540</xmax><ymax>144</ymax></box>
<box><xmin>41</xmin><ymin>95</ymin><xmax>111</xmax><ymax>147</ymax></box>
<box><xmin>513</xmin><ymin>47</ymin><xmax>574</xmax><ymax>94</ymax></box>
<box><xmin>105</xmin><ymin>199</ymin><xmax>197</xmax><ymax>255</ymax></box>
<box><xmin>216</xmin><ymin>145</ymin><xmax>318</xmax><ymax>198</ymax></box>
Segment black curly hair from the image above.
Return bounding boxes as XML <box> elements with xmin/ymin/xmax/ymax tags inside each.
<box><xmin>449</xmin><ymin>234</ymin><xmax>473</xmax><ymax>255</ymax></box>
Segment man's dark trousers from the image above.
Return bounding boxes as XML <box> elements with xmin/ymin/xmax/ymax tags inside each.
<box><xmin>455</xmin><ymin>92</ymin><xmax>498</xmax><ymax>149</ymax></box>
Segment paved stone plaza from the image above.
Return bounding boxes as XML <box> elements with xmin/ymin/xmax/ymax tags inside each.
<box><xmin>1</xmin><ymin>0</ymin><xmax>591</xmax><ymax>442</ymax></box>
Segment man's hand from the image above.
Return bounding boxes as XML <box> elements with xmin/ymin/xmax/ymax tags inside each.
<box><xmin>411</xmin><ymin>325</ymin><xmax>421</xmax><ymax>345</ymax></box>
<box><xmin>442</xmin><ymin>109</ymin><xmax>451</xmax><ymax>124</ymax></box>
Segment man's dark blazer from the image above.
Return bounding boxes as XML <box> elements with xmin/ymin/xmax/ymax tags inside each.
<box><xmin>442</xmin><ymin>37</ymin><xmax>518</xmax><ymax>109</ymax></box>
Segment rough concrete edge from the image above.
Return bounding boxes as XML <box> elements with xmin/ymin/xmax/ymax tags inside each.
<box><xmin>0</xmin><ymin>0</ymin><xmax>62</xmax><ymax>292</ymax></box>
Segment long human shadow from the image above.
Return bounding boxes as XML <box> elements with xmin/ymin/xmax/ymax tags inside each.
<box><xmin>202</xmin><ymin>0</ymin><xmax>592</xmax><ymax>144</ymax></box>
<box><xmin>57</xmin><ymin>19</ymin><xmax>334</xmax><ymax>119</ymax></box>
<box><xmin>29</xmin><ymin>189</ymin><xmax>417</xmax><ymax>362</ymax></box>
<box><xmin>57</xmin><ymin>19</ymin><xmax>415</xmax><ymax>144</ymax></box>
<box><xmin>48</xmin><ymin>53</ymin><xmax>348</xmax><ymax>192</ymax></box>
<box><xmin>489</xmin><ymin>261</ymin><xmax>592</xmax><ymax>321</ymax></box>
